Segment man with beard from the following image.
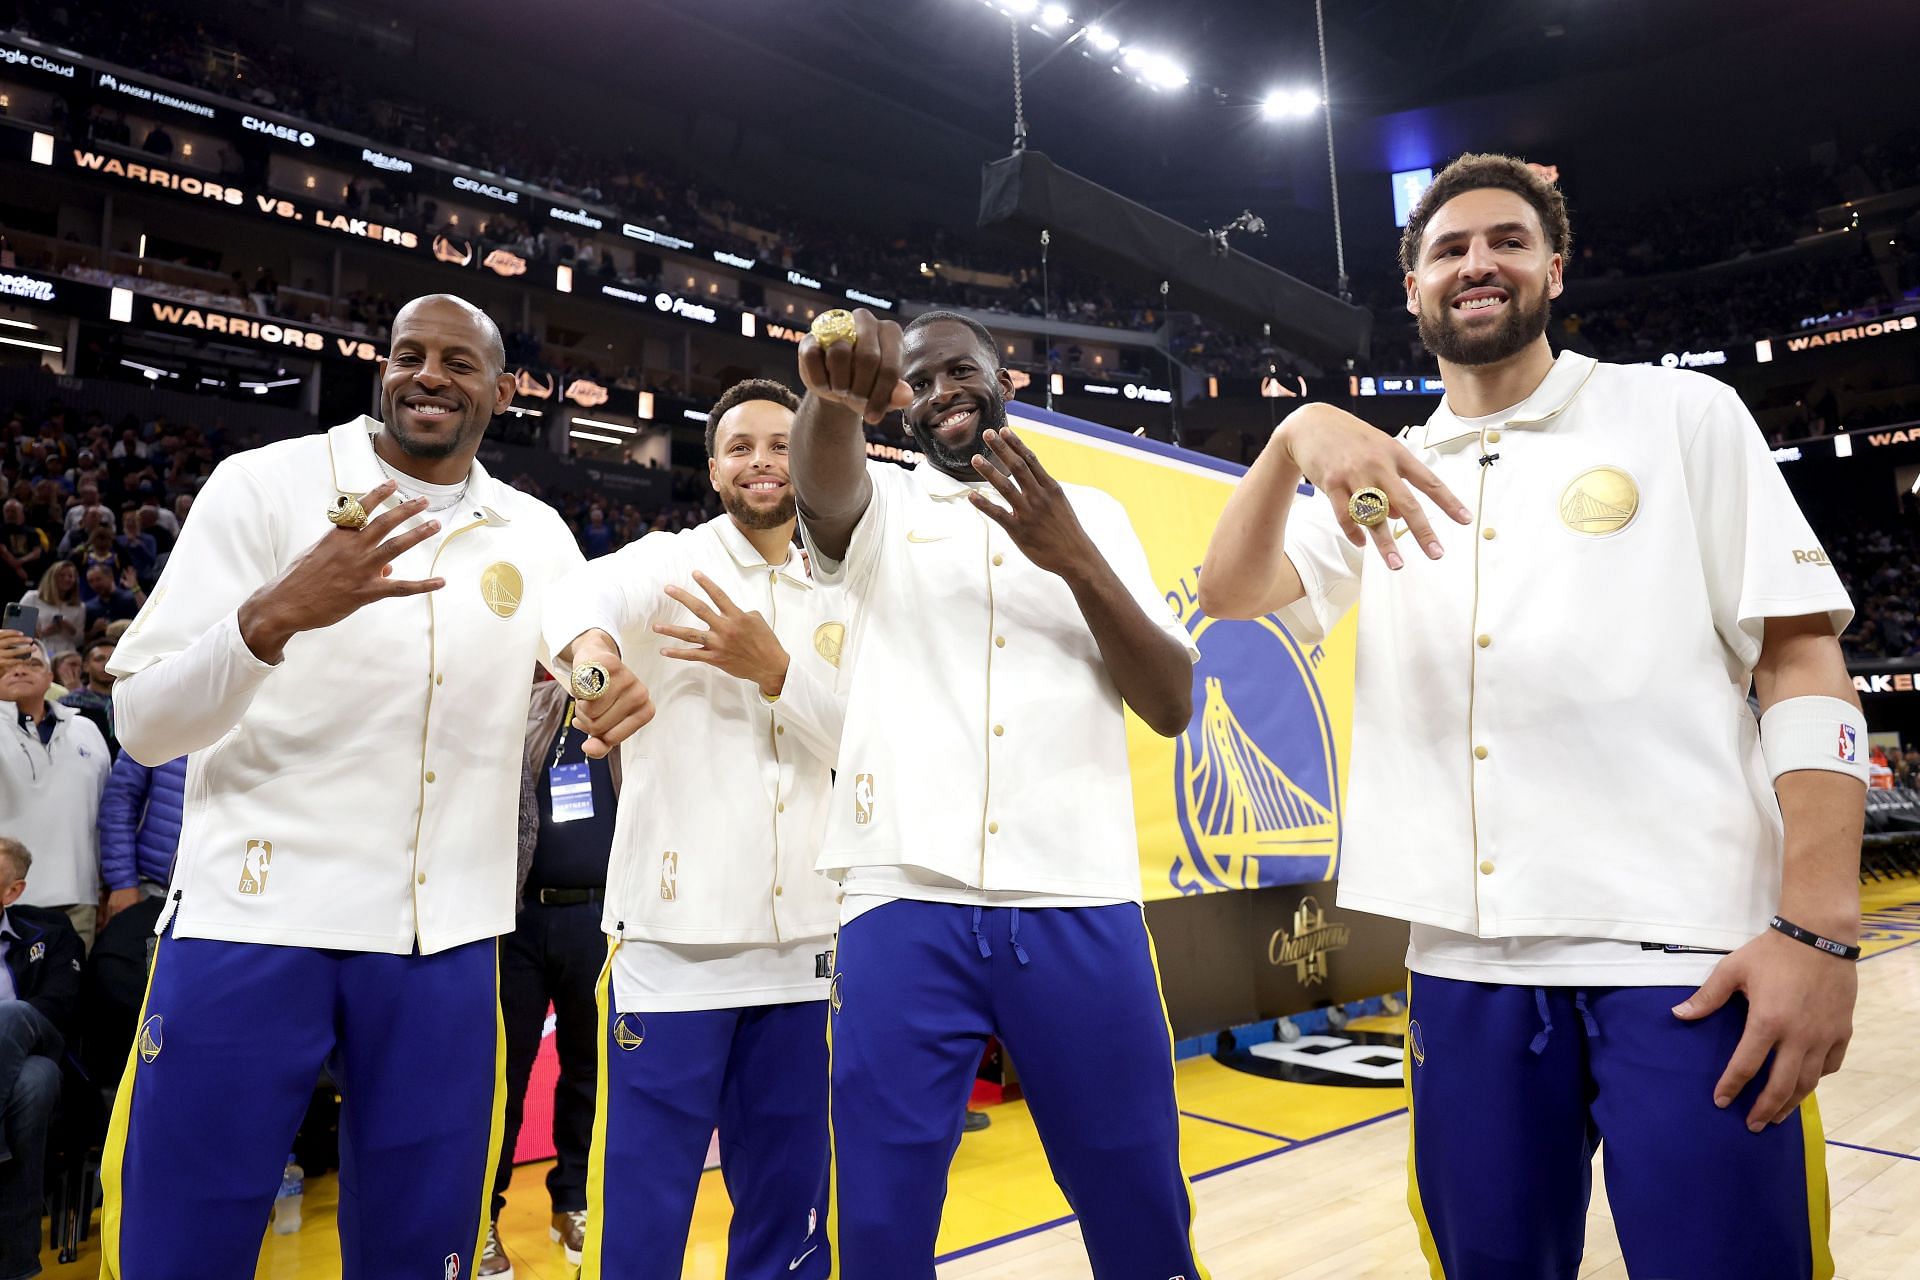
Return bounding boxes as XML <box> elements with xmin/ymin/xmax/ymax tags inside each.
<box><xmin>100</xmin><ymin>293</ymin><xmax>584</xmax><ymax>1279</ymax></box>
<box><xmin>784</xmin><ymin>308</ymin><xmax>1208</xmax><ymax>1279</ymax></box>
<box><xmin>540</xmin><ymin>378</ymin><xmax>841</xmax><ymax>1278</ymax></box>
<box><xmin>1202</xmin><ymin>154</ymin><xmax>1861</xmax><ymax>1279</ymax></box>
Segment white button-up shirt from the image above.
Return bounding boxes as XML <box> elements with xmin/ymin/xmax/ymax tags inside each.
<box><xmin>804</xmin><ymin>461</ymin><xmax>1196</xmax><ymax>901</ymax></box>
<box><xmin>1280</xmin><ymin>353</ymin><xmax>1853</xmax><ymax>952</ymax></box>
<box><xmin>2</xmin><ymin>702</ymin><xmax>110</xmax><ymax>907</ymax></box>
<box><xmin>543</xmin><ymin>515</ymin><xmax>841</xmax><ymax>947</ymax></box>
<box><xmin>108</xmin><ymin>418</ymin><xmax>584</xmax><ymax>954</ymax></box>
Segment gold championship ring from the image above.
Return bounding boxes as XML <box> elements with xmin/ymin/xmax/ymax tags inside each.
<box><xmin>1347</xmin><ymin>486</ymin><xmax>1390</xmax><ymax>528</ymax></box>
<box><xmin>809</xmin><ymin>308</ymin><xmax>857</xmax><ymax>348</ymax></box>
<box><xmin>571</xmin><ymin>660</ymin><xmax>611</xmax><ymax>702</ymax></box>
<box><xmin>327</xmin><ymin>494</ymin><xmax>370</xmax><ymax>530</ymax></box>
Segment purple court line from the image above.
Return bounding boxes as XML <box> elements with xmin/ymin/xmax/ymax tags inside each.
<box><xmin>1860</xmin><ymin>934</ymin><xmax>1920</xmax><ymax>962</ymax></box>
<box><xmin>933</xmin><ymin>1108</ymin><xmax>1406</xmax><ymax>1265</ymax></box>
<box><xmin>1178</xmin><ymin>1109</ymin><xmax>1298</xmax><ymax>1144</ymax></box>
<box><xmin>1827</xmin><ymin>1139</ymin><xmax>1920</xmax><ymax>1164</ymax></box>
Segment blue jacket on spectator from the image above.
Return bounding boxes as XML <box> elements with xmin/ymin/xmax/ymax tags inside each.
<box><xmin>99</xmin><ymin>753</ymin><xmax>186</xmax><ymax>891</ymax></box>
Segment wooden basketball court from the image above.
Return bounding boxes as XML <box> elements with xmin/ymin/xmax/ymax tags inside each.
<box><xmin>42</xmin><ymin>873</ymin><xmax>1920</xmax><ymax>1279</ymax></box>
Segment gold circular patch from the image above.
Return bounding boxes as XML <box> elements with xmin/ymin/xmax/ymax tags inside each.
<box><xmin>612</xmin><ymin>1014</ymin><xmax>646</xmax><ymax>1051</ymax></box>
<box><xmin>1558</xmin><ymin>466</ymin><xmax>1639</xmax><ymax>536</ymax></box>
<box><xmin>813</xmin><ymin>622</ymin><xmax>846</xmax><ymax>669</ymax></box>
<box><xmin>479</xmin><ymin>561</ymin><xmax>523</xmax><ymax>618</ymax></box>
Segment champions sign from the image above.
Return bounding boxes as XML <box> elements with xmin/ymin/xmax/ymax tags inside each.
<box><xmin>1009</xmin><ymin>403</ymin><xmax>1358</xmax><ymax>901</ymax></box>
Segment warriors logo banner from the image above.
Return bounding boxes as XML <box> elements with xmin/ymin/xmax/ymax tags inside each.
<box><xmin>1011</xmin><ymin>404</ymin><xmax>1358</xmax><ymax>901</ymax></box>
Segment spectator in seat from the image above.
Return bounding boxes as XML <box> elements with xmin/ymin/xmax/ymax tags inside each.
<box><xmin>0</xmin><ymin>836</ymin><xmax>81</xmax><ymax>1280</ymax></box>
<box><xmin>0</xmin><ymin>502</ymin><xmax>47</xmax><ymax>603</ymax></box>
<box><xmin>82</xmin><ymin>565</ymin><xmax>144</xmax><ymax>631</ymax></box>
<box><xmin>115</xmin><ymin>510</ymin><xmax>156</xmax><ymax>581</ymax></box>
<box><xmin>98</xmin><ymin>746</ymin><xmax>184</xmax><ymax>925</ymax></box>
<box><xmin>15</xmin><ymin>562</ymin><xmax>85</xmax><ymax>659</ymax></box>
<box><xmin>0</xmin><ymin>639</ymin><xmax>110</xmax><ymax>948</ymax></box>
<box><xmin>60</xmin><ymin>637</ymin><xmax>119</xmax><ymax>758</ymax></box>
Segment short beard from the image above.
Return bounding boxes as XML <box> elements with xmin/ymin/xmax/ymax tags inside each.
<box><xmin>381</xmin><ymin>393</ymin><xmax>489</xmax><ymax>460</ymax></box>
<box><xmin>907</xmin><ymin>391</ymin><xmax>1008</xmax><ymax>480</ymax></box>
<box><xmin>720</xmin><ymin>486</ymin><xmax>796</xmax><ymax>531</ymax></box>
<box><xmin>1417</xmin><ymin>290</ymin><xmax>1551</xmax><ymax>367</ymax></box>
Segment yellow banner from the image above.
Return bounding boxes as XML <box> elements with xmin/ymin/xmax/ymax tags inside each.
<box><xmin>1010</xmin><ymin>406</ymin><xmax>1358</xmax><ymax>901</ymax></box>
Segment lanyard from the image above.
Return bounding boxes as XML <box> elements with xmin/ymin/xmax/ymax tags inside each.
<box><xmin>550</xmin><ymin>700</ymin><xmax>577</xmax><ymax>772</ymax></box>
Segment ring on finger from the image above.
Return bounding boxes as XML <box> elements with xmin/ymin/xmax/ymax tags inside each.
<box><xmin>810</xmin><ymin>309</ymin><xmax>857</xmax><ymax>348</ymax></box>
<box><xmin>571</xmin><ymin>661</ymin><xmax>611</xmax><ymax>702</ymax></box>
<box><xmin>327</xmin><ymin>494</ymin><xmax>370</xmax><ymax>531</ymax></box>
<box><xmin>1347</xmin><ymin>487</ymin><xmax>1390</xmax><ymax>528</ymax></box>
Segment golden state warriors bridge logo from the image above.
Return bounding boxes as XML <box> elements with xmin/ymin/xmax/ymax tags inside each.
<box><xmin>1169</xmin><ymin>573</ymin><xmax>1342</xmax><ymax>893</ymax></box>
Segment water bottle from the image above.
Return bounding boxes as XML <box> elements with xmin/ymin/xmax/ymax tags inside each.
<box><xmin>272</xmin><ymin>1157</ymin><xmax>303</xmax><ymax>1234</ymax></box>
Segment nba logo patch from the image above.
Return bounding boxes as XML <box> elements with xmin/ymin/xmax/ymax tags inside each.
<box><xmin>443</xmin><ymin>1254</ymin><xmax>459</xmax><ymax>1280</ymax></box>
<box><xmin>1838</xmin><ymin>725</ymin><xmax>1858</xmax><ymax>763</ymax></box>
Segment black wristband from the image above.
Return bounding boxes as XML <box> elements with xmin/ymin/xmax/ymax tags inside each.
<box><xmin>1768</xmin><ymin>915</ymin><xmax>1861</xmax><ymax>961</ymax></box>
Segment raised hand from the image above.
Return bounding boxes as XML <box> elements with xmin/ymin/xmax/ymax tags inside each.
<box><xmin>655</xmin><ymin>571</ymin><xmax>790</xmax><ymax>698</ymax></box>
<box><xmin>796</xmin><ymin>308</ymin><xmax>912</xmax><ymax>425</ymax></box>
<box><xmin>1279</xmin><ymin>404</ymin><xmax>1473</xmax><ymax>569</ymax></box>
<box><xmin>563</xmin><ymin>629</ymin><xmax>655</xmax><ymax>760</ymax></box>
<box><xmin>237</xmin><ymin>480</ymin><xmax>446</xmax><ymax>664</ymax></box>
<box><xmin>967</xmin><ymin>427</ymin><xmax>1099</xmax><ymax>580</ymax></box>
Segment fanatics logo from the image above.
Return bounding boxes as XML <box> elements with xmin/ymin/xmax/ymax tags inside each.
<box><xmin>1839</xmin><ymin>725</ymin><xmax>1859</xmax><ymax>763</ymax></box>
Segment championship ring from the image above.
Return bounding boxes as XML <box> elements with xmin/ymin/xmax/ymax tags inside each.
<box><xmin>1347</xmin><ymin>486</ymin><xmax>1390</xmax><ymax>528</ymax></box>
<box><xmin>571</xmin><ymin>660</ymin><xmax>611</xmax><ymax>702</ymax></box>
<box><xmin>809</xmin><ymin>308</ymin><xmax>857</xmax><ymax>348</ymax></box>
<box><xmin>327</xmin><ymin>494</ymin><xmax>370</xmax><ymax>530</ymax></box>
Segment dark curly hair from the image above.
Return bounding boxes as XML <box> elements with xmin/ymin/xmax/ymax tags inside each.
<box><xmin>1398</xmin><ymin>153</ymin><xmax>1572</xmax><ymax>275</ymax></box>
<box><xmin>706</xmin><ymin>378</ymin><xmax>800</xmax><ymax>456</ymax></box>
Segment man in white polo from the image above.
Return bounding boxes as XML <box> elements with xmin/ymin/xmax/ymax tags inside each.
<box><xmin>101</xmin><ymin>293</ymin><xmax>583</xmax><ymax>1280</ymax></box>
<box><xmin>543</xmin><ymin>378</ymin><xmax>841</xmax><ymax>1279</ymax></box>
<box><xmin>1202</xmin><ymin>154</ymin><xmax>1862</xmax><ymax>1279</ymax></box>
<box><xmin>785</xmin><ymin>308</ymin><xmax>1210</xmax><ymax>1280</ymax></box>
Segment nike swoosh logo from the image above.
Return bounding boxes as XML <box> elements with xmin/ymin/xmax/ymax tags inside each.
<box><xmin>789</xmin><ymin>1245</ymin><xmax>819</xmax><ymax>1270</ymax></box>
<box><xmin>906</xmin><ymin>531</ymin><xmax>950</xmax><ymax>543</ymax></box>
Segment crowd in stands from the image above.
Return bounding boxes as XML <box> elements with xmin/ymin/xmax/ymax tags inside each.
<box><xmin>8</xmin><ymin>6</ymin><xmax>1920</xmax><ymax>378</ymax></box>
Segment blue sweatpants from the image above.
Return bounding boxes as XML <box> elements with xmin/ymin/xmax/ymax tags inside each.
<box><xmin>1406</xmin><ymin>971</ymin><xmax>1834</xmax><ymax>1280</ymax></box>
<box><xmin>101</xmin><ymin>927</ymin><xmax>505</xmax><ymax>1280</ymax></box>
<box><xmin>828</xmin><ymin>901</ymin><xmax>1208</xmax><ymax>1280</ymax></box>
<box><xmin>582</xmin><ymin>948</ymin><xmax>830</xmax><ymax>1279</ymax></box>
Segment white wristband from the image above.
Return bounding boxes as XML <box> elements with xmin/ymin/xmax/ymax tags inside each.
<box><xmin>1758</xmin><ymin>695</ymin><xmax>1872</xmax><ymax>784</ymax></box>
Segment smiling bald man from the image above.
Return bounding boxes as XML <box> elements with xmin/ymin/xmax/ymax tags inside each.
<box><xmin>100</xmin><ymin>294</ymin><xmax>585</xmax><ymax>1280</ymax></box>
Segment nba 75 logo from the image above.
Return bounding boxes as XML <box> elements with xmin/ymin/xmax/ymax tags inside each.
<box><xmin>853</xmin><ymin>773</ymin><xmax>875</xmax><ymax>825</ymax></box>
<box><xmin>238</xmin><ymin>839</ymin><xmax>272</xmax><ymax>896</ymax></box>
<box><xmin>1838</xmin><ymin>725</ymin><xmax>1858</xmax><ymax>763</ymax></box>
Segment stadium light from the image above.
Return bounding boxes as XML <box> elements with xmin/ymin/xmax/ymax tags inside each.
<box><xmin>1261</xmin><ymin>88</ymin><xmax>1321</xmax><ymax>120</ymax></box>
<box><xmin>1137</xmin><ymin>52</ymin><xmax>1189</xmax><ymax>90</ymax></box>
<box><xmin>1041</xmin><ymin>4</ymin><xmax>1071</xmax><ymax>26</ymax></box>
<box><xmin>1086</xmin><ymin>25</ymin><xmax>1119</xmax><ymax>52</ymax></box>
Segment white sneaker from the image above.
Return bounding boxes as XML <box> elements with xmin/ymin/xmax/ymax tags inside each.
<box><xmin>478</xmin><ymin>1220</ymin><xmax>513</xmax><ymax>1279</ymax></box>
<box><xmin>550</xmin><ymin>1208</ymin><xmax>588</xmax><ymax>1265</ymax></box>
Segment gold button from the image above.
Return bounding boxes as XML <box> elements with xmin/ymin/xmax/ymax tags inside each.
<box><xmin>775</xmin><ymin>885</ymin><xmax>784</xmax><ymax>896</ymax></box>
<box><xmin>1482</xmin><ymin>527</ymin><xmax>1497</xmax><ymax>540</ymax></box>
<box><xmin>993</xmin><ymin>724</ymin><xmax>1004</xmax><ymax>737</ymax></box>
<box><xmin>416</xmin><ymin>871</ymin><xmax>427</xmax><ymax>885</ymax></box>
<box><xmin>992</xmin><ymin>554</ymin><xmax>1004</xmax><ymax>567</ymax></box>
<box><xmin>425</xmin><ymin>770</ymin><xmax>436</xmax><ymax>783</ymax></box>
<box><xmin>777</xmin><ymin>802</ymin><xmax>786</xmax><ymax>813</ymax></box>
<box><xmin>1479</xmin><ymin>860</ymin><xmax>1495</xmax><ymax>875</ymax></box>
<box><xmin>434</xmin><ymin>673</ymin><xmax>443</xmax><ymax>686</ymax></box>
<box><xmin>988</xmin><ymin>821</ymin><xmax>1000</xmax><ymax>834</ymax></box>
<box><xmin>1486</xmin><ymin>430</ymin><xmax>1502</xmax><ymax>443</ymax></box>
<box><xmin>1474</xmin><ymin>745</ymin><xmax>1488</xmax><ymax>760</ymax></box>
<box><xmin>994</xmin><ymin>636</ymin><xmax>1006</xmax><ymax>648</ymax></box>
<box><xmin>1477</xmin><ymin>634</ymin><xmax>1491</xmax><ymax>648</ymax></box>
<box><xmin>776</xmin><ymin>725</ymin><xmax>785</xmax><ymax>735</ymax></box>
